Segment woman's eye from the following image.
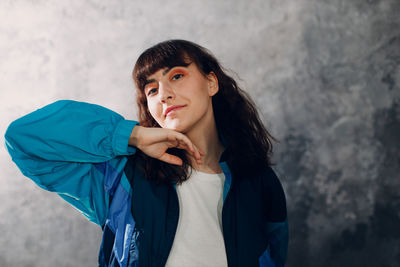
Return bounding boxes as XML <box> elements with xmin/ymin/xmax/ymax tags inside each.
<box><xmin>172</xmin><ymin>74</ymin><xmax>183</xmax><ymax>80</ymax></box>
<box><xmin>147</xmin><ymin>88</ymin><xmax>157</xmax><ymax>96</ymax></box>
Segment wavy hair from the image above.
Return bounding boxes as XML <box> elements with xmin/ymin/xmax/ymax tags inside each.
<box><xmin>132</xmin><ymin>39</ymin><xmax>278</xmax><ymax>184</ymax></box>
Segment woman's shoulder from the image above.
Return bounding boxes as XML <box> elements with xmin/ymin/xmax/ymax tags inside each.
<box><xmin>259</xmin><ymin>165</ymin><xmax>282</xmax><ymax>187</ymax></box>
<box><xmin>259</xmin><ymin>165</ymin><xmax>287</xmax><ymax>221</ymax></box>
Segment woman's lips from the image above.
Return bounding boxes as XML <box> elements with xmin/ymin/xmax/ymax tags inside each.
<box><xmin>166</xmin><ymin>106</ymin><xmax>185</xmax><ymax>117</ymax></box>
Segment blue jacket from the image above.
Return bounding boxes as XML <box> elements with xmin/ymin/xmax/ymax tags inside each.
<box><xmin>4</xmin><ymin>100</ymin><xmax>289</xmax><ymax>267</ymax></box>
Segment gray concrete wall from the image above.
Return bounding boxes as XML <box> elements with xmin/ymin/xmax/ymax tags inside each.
<box><xmin>0</xmin><ymin>0</ymin><xmax>399</xmax><ymax>266</ymax></box>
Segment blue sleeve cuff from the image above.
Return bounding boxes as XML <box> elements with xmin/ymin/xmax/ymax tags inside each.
<box><xmin>112</xmin><ymin>120</ymin><xmax>139</xmax><ymax>156</ymax></box>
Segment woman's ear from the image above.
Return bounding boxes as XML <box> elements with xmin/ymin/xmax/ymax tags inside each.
<box><xmin>207</xmin><ymin>72</ymin><xmax>219</xmax><ymax>96</ymax></box>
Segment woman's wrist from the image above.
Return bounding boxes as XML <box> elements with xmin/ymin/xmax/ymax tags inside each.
<box><xmin>129</xmin><ymin>125</ymin><xmax>142</xmax><ymax>147</ymax></box>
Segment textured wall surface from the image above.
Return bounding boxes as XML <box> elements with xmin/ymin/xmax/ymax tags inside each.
<box><xmin>1</xmin><ymin>0</ymin><xmax>399</xmax><ymax>266</ymax></box>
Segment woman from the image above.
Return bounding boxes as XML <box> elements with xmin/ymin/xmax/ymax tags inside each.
<box><xmin>5</xmin><ymin>39</ymin><xmax>288</xmax><ymax>267</ymax></box>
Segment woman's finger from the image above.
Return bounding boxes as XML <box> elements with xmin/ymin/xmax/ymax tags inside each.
<box><xmin>166</xmin><ymin>131</ymin><xmax>204</xmax><ymax>164</ymax></box>
<box><xmin>181</xmin><ymin>137</ymin><xmax>195</xmax><ymax>154</ymax></box>
<box><xmin>159</xmin><ymin>153</ymin><xmax>183</xmax><ymax>166</ymax></box>
<box><xmin>178</xmin><ymin>134</ymin><xmax>203</xmax><ymax>162</ymax></box>
<box><xmin>171</xmin><ymin>134</ymin><xmax>194</xmax><ymax>154</ymax></box>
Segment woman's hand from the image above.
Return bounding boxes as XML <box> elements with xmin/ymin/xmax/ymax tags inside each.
<box><xmin>129</xmin><ymin>125</ymin><xmax>204</xmax><ymax>166</ymax></box>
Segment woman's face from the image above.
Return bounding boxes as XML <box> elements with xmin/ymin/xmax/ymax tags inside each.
<box><xmin>143</xmin><ymin>62</ymin><xmax>218</xmax><ymax>133</ymax></box>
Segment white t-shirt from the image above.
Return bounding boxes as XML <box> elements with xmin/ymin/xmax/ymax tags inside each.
<box><xmin>165</xmin><ymin>168</ymin><xmax>228</xmax><ymax>267</ymax></box>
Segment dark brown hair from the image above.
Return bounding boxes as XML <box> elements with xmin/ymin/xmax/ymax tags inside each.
<box><xmin>132</xmin><ymin>39</ymin><xmax>278</xmax><ymax>184</ymax></box>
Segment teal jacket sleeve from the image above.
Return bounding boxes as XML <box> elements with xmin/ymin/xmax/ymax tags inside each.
<box><xmin>4</xmin><ymin>100</ymin><xmax>139</xmax><ymax>226</ymax></box>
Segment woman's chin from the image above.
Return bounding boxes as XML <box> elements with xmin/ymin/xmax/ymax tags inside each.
<box><xmin>164</xmin><ymin>124</ymin><xmax>186</xmax><ymax>133</ymax></box>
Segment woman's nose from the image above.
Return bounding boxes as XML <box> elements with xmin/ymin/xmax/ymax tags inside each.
<box><xmin>158</xmin><ymin>83</ymin><xmax>175</xmax><ymax>102</ymax></box>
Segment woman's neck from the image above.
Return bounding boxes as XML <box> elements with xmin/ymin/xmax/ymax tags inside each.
<box><xmin>184</xmin><ymin>111</ymin><xmax>225</xmax><ymax>174</ymax></box>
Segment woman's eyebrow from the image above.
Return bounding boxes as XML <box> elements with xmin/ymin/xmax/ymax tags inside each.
<box><xmin>146</xmin><ymin>68</ymin><xmax>173</xmax><ymax>85</ymax></box>
<box><xmin>143</xmin><ymin>69</ymin><xmax>168</xmax><ymax>89</ymax></box>
<box><xmin>143</xmin><ymin>65</ymin><xmax>190</xmax><ymax>89</ymax></box>
<box><xmin>161</xmin><ymin>65</ymin><xmax>187</xmax><ymax>75</ymax></box>
<box><xmin>143</xmin><ymin>79</ymin><xmax>156</xmax><ymax>89</ymax></box>
<box><xmin>162</xmin><ymin>67</ymin><xmax>172</xmax><ymax>75</ymax></box>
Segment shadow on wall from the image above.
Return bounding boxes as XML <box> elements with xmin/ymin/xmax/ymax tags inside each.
<box><xmin>273</xmin><ymin>0</ymin><xmax>400</xmax><ymax>266</ymax></box>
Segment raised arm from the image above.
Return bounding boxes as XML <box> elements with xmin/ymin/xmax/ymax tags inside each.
<box><xmin>4</xmin><ymin>100</ymin><xmax>139</xmax><ymax>226</ymax></box>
